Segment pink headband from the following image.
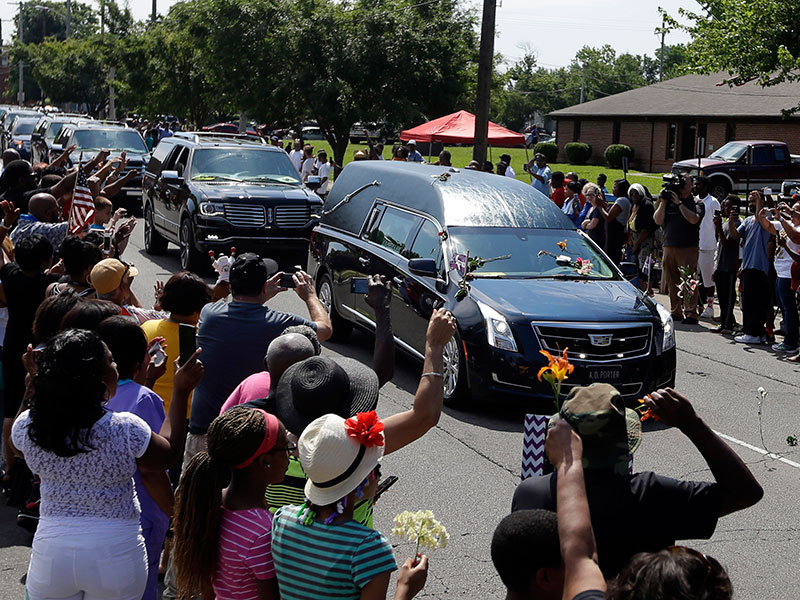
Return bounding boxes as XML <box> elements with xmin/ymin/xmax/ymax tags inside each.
<box><xmin>233</xmin><ymin>409</ymin><xmax>280</xmax><ymax>469</ymax></box>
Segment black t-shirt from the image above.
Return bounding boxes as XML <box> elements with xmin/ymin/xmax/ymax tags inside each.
<box><xmin>0</xmin><ymin>186</ymin><xmax>54</xmax><ymax>216</ymax></box>
<box><xmin>0</xmin><ymin>263</ymin><xmax>60</xmax><ymax>349</ymax></box>
<box><xmin>511</xmin><ymin>470</ymin><xmax>722</xmax><ymax>578</ymax></box>
<box><xmin>663</xmin><ymin>195</ymin><xmax>704</xmax><ymax>248</ymax></box>
<box><xmin>634</xmin><ymin>199</ymin><xmax>657</xmax><ymax>233</ymax></box>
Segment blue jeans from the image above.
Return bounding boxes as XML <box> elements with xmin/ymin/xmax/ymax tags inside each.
<box><xmin>776</xmin><ymin>277</ymin><xmax>798</xmax><ymax>347</ymax></box>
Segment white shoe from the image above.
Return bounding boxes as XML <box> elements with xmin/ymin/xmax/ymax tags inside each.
<box><xmin>701</xmin><ymin>306</ymin><xmax>714</xmax><ymax>319</ymax></box>
<box><xmin>734</xmin><ymin>334</ymin><xmax>762</xmax><ymax>344</ymax></box>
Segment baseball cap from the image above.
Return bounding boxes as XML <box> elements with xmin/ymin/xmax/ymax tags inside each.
<box><xmin>229</xmin><ymin>253</ymin><xmax>279</xmax><ymax>295</ymax></box>
<box><xmin>408</xmin><ymin>139</ymin><xmax>417</xmax><ymax>145</ymax></box>
<box><xmin>551</xmin><ymin>383</ymin><xmax>641</xmax><ymax>475</ymax></box>
<box><xmin>89</xmin><ymin>259</ymin><xmax>139</xmax><ymax>295</ymax></box>
<box><xmin>534</xmin><ymin>153</ymin><xmax>546</xmax><ymax>160</ymax></box>
<box><xmin>270</xmin><ymin>135</ymin><xmax>279</xmax><ymax>142</ymax></box>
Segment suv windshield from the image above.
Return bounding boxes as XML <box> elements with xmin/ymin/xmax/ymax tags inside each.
<box><xmin>448</xmin><ymin>227</ymin><xmax>615</xmax><ymax>279</ymax></box>
<box><xmin>708</xmin><ymin>142</ymin><xmax>747</xmax><ymax>162</ymax></box>
<box><xmin>190</xmin><ymin>148</ymin><xmax>301</xmax><ymax>184</ymax></box>
<box><xmin>73</xmin><ymin>129</ymin><xmax>148</xmax><ymax>153</ymax></box>
<box><xmin>11</xmin><ymin>121</ymin><xmax>36</xmax><ymax>135</ymax></box>
<box><xmin>47</xmin><ymin>122</ymin><xmax>68</xmax><ymax>139</ymax></box>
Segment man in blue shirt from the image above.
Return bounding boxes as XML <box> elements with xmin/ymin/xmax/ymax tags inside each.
<box><xmin>528</xmin><ymin>153</ymin><xmax>552</xmax><ymax>197</ymax></box>
<box><xmin>407</xmin><ymin>139</ymin><xmax>425</xmax><ymax>163</ymax></box>
<box><xmin>729</xmin><ymin>191</ymin><xmax>771</xmax><ymax>344</ymax></box>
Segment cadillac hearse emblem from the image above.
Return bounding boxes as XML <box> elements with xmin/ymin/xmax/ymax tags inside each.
<box><xmin>589</xmin><ymin>334</ymin><xmax>613</xmax><ymax>347</ymax></box>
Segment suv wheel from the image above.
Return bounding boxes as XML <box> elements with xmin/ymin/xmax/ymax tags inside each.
<box><xmin>443</xmin><ymin>332</ymin><xmax>469</xmax><ymax>407</ymax></box>
<box><xmin>179</xmin><ymin>218</ymin><xmax>204</xmax><ymax>273</ymax></box>
<box><xmin>144</xmin><ymin>203</ymin><xmax>168</xmax><ymax>255</ymax></box>
<box><xmin>317</xmin><ymin>273</ymin><xmax>352</xmax><ymax>342</ymax></box>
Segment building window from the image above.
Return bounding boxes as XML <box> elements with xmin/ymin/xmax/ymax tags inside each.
<box><xmin>612</xmin><ymin>121</ymin><xmax>621</xmax><ymax>145</ymax></box>
<box><xmin>697</xmin><ymin>123</ymin><xmax>707</xmax><ymax>156</ymax></box>
<box><xmin>666</xmin><ymin>123</ymin><xmax>676</xmax><ymax>159</ymax></box>
<box><xmin>573</xmin><ymin>120</ymin><xmax>581</xmax><ymax>141</ymax></box>
<box><xmin>725</xmin><ymin>122</ymin><xmax>736</xmax><ymax>142</ymax></box>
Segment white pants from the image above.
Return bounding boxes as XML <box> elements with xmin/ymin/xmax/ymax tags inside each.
<box><xmin>27</xmin><ymin>519</ymin><xmax>147</xmax><ymax>600</ymax></box>
<box><xmin>698</xmin><ymin>248</ymin><xmax>716</xmax><ymax>289</ymax></box>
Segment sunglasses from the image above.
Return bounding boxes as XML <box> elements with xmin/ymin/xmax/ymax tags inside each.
<box><xmin>372</xmin><ymin>464</ymin><xmax>382</xmax><ymax>480</ymax></box>
<box><xmin>667</xmin><ymin>546</ymin><xmax>719</xmax><ymax>580</ymax></box>
<box><xmin>271</xmin><ymin>442</ymin><xmax>297</xmax><ymax>454</ymax></box>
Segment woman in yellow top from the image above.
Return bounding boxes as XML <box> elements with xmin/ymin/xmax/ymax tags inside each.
<box><xmin>142</xmin><ymin>272</ymin><xmax>212</xmax><ymax>416</ymax></box>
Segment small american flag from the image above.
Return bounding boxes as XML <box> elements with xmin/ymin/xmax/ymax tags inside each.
<box><xmin>68</xmin><ymin>164</ymin><xmax>95</xmax><ymax>234</ymax></box>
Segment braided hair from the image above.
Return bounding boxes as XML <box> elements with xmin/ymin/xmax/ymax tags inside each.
<box><xmin>172</xmin><ymin>406</ymin><xmax>269</xmax><ymax>600</ymax></box>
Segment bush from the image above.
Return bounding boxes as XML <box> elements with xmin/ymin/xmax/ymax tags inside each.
<box><xmin>533</xmin><ymin>142</ymin><xmax>557</xmax><ymax>163</ymax></box>
<box><xmin>604</xmin><ymin>144</ymin><xmax>634</xmax><ymax>168</ymax></box>
<box><xmin>564</xmin><ymin>142</ymin><xmax>592</xmax><ymax>165</ymax></box>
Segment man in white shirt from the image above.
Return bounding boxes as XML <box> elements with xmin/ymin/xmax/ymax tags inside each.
<box><xmin>300</xmin><ymin>145</ymin><xmax>316</xmax><ymax>182</ymax></box>
<box><xmin>289</xmin><ymin>139</ymin><xmax>303</xmax><ymax>173</ymax></box>
<box><xmin>500</xmin><ymin>154</ymin><xmax>516</xmax><ymax>179</ymax></box>
<box><xmin>695</xmin><ymin>176</ymin><xmax>721</xmax><ymax>319</ymax></box>
<box><xmin>316</xmin><ymin>150</ymin><xmax>331</xmax><ymax>197</ymax></box>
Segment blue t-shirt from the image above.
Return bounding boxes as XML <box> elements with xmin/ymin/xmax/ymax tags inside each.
<box><xmin>189</xmin><ymin>300</ymin><xmax>316</xmax><ymax>434</ymax></box>
<box><xmin>737</xmin><ymin>216</ymin><xmax>771</xmax><ymax>273</ymax></box>
<box><xmin>408</xmin><ymin>149</ymin><xmax>425</xmax><ymax>163</ymax></box>
<box><xmin>105</xmin><ymin>381</ymin><xmax>169</xmax><ymax>531</ymax></box>
<box><xmin>531</xmin><ymin>165</ymin><xmax>552</xmax><ymax>197</ymax></box>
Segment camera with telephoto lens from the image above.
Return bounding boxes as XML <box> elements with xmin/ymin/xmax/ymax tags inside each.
<box><xmin>661</xmin><ymin>173</ymin><xmax>684</xmax><ymax>197</ymax></box>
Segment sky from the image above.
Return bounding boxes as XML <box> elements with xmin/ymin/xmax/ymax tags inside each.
<box><xmin>1</xmin><ymin>0</ymin><xmax>703</xmax><ymax>64</ymax></box>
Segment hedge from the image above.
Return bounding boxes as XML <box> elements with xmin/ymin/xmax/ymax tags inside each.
<box><xmin>533</xmin><ymin>142</ymin><xmax>558</xmax><ymax>163</ymax></box>
<box><xmin>604</xmin><ymin>144</ymin><xmax>634</xmax><ymax>168</ymax></box>
<box><xmin>564</xmin><ymin>142</ymin><xmax>592</xmax><ymax>165</ymax></box>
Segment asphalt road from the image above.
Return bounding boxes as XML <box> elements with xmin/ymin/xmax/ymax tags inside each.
<box><xmin>2</xmin><ymin>226</ymin><xmax>800</xmax><ymax>599</ymax></box>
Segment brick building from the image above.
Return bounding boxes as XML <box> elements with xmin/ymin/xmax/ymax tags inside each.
<box><xmin>549</xmin><ymin>73</ymin><xmax>800</xmax><ymax>173</ymax></box>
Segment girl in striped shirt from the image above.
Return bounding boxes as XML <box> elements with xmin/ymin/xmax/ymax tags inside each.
<box><xmin>173</xmin><ymin>406</ymin><xmax>292</xmax><ymax>600</ymax></box>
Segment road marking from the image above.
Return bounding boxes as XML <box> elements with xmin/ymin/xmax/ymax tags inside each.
<box><xmin>713</xmin><ymin>430</ymin><xmax>800</xmax><ymax>470</ymax></box>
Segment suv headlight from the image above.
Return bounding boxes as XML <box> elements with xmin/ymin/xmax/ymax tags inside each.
<box><xmin>476</xmin><ymin>300</ymin><xmax>518</xmax><ymax>352</ymax></box>
<box><xmin>199</xmin><ymin>202</ymin><xmax>225</xmax><ymax>217</ymax></box>
<box><xmin>656</xmin><ymin>302</ymin><xmax>675</xmax><ymax>351</ymax></box>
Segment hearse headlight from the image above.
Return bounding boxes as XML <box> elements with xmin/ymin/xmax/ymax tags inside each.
<box><xmin>309</xmin><ymin>202</ymin><xmax>323</xmax><ymax>218</ymax></box>
<box><xmin>477</xmin><ymin>300</ymin><xmax>518</xmax><ymax>352</ymax></box>
<box><xmin>656</xmin><ymin>302</ymin><xmax>675</xmax><ymax>351</ymax></box>
<box><xmin>199</xmin><ymin>202</ymin><xmax>225</xmax><ymax>217</ymax></box>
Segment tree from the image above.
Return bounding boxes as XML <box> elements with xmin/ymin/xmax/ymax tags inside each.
<box><xmin>13</xmin><ymin>0</ymin><xmax>97</xmax><ymax>44</ymax></box>
<box><xmin>666</xmin><ymin>0</ymin><xmax>800</xmax><ymax>112</ymax></box>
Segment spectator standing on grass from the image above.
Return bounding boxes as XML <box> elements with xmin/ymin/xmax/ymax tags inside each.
<box><xmin>550</xmin><ymin>171</ymin><xmax>567</xmax><ymax>208</ymax></box>
<box><xmin>316</xmin><ymin>149</ymin><xmax>331</xmax><ymax>198</ymax></box>
<box><xmin>562</xmin><ymin>181</ymin><xmax>583</xmax><ymax>228</ymax></box>
<box><xmin>581</xmin><ymin>183</ymin><xmax>606</xmax><ymax>249</ymax></box>
<box><xmin>512</xmin><ymin>384</ymin><xmax>763</xmax><ymax>578</ymax></box>
<box><xmin>500</xmin><ymin>154</ymin><xmax>516</xmax><ymax>179</ymax></box>
<box><xmin>695</xmin><ymin>177</ymin><xmax>721</xmax><ymax>320</ymax></box>
<box><xmin>407</xmin><ymin>140</ymin><xmax>425</xmax><ymax>163</ymax></box>
<box><xmin>729</xmin><ymin>190</ymin><xmax>771</xmax><ymax>344</ymax></box>
<box><xmin>436</xmin><ymin>150</ymin><xmax>452</xmax><ymax>167</ymax></box>
<box><xmin>628</xmin><ymin>183</ymin><xmax>658</xmax><ymax>294</ymax></box>
<box><xmin>528</xmin><ymin>153</ymin><xmax>551</xmax><ymax>197</ymax></box>
<box><xmin>597</xmin><ymin>173</ymin><xmax>609</xmax><ymax>194</ymax></box>
<box><xmin>592</xmin><ymin>179</ymin><xmax>631</xmax><ymax>266</ymax></box>
<box><xmin>289</xmin><ymin>140</ymin><xmax>303</xmax><ymax>173</ymax></box>
<box><xmin>300</xmin><ymin>145</ymin><xmax>316</xmax><ymax>182</ymax></box>
<box><xmin>654</xmin><ymin>174</ymin><xmax>704</xmax><ymax>324</ymax></box>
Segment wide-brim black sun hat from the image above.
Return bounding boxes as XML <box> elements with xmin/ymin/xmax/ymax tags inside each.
<box><xmin>274</xmin><ymin>356</ymin><xmax>379</xmax><ymax>436</ymax></box>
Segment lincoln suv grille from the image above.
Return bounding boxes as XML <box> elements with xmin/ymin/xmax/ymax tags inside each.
<box><xmin>275</xmin><ymin>205</ymin><xmax>310</xmax><ymax>228</ymax></box>
<box><xmin>223</xmin><ymin>204</ymin><xmax>266</xmax><ymax>228</ymax></box>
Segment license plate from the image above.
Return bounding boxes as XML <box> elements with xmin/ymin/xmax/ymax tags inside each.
<box><xmin>586</xmin><ymin>365</ymin><xmax>622</xmax><ymax>383</ymax></box>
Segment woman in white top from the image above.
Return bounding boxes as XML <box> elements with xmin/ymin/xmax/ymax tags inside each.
<box><xmin>11</xmin><ymin>328</ymin><xmax>203</xmax><ymax>600</ymax></box>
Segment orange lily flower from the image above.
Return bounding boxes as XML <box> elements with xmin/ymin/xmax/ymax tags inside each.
<box><xmin>537</xmin><ymin>348</ymin><xmax>574</xmax><ymax>383</ymax></box>
<box><xmin>556</xmin><ymin>239</ymin><xmax>568</xmax><ymax>251</ymax></box>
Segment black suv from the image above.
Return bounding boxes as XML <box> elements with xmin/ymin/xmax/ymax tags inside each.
<box><xmin>53</xmin><ymin>121</ymin><xmax>150</xmax><ymax>213</ymax></box>
<box><xmin>309</xmin><ymin>161</ymin><xmax>676</xmax><ymax>408</ymax></box>
<box><xmin>142</xmin><ymin>132</ymin><xmax>323</xmax><ymax>271</ymax></box>
<box><xmin>30</xmin><ymin>113</ymin><xmax>93</xmax><ymax>163</ymax></box>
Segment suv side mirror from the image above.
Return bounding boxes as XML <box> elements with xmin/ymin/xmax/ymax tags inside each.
<box><xmin>31</xmin><ymin>133</ymin><xmax>43</xmax><ymax>142</ymax></box>
<box><xmin>408</xmin><ymin>258</ymin><xmax>439</xmax><ymax>278</ymax></box>
<box><xmin>619</xmin><ymin>261</ymin><xmax>638</xmax><ymax>281</ymax></box>
<box><xmin>160</xmin><ymin>170</ymin><xmax>184</xmax><ymax>186</ymax></box>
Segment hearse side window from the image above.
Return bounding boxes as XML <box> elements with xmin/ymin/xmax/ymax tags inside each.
<box><xmin>406</xmin><ymin>219</ymin><xmax>444</xmax><ymax>273</ymax></box>
<box><xmin>368</xmin><ymin>206</ymin><xmax>419</xmax><ymax>256</ymax></box>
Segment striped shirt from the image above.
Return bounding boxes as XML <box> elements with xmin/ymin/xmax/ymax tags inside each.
<box><xmin>265</xmin><ymin>457</ymin><xmax>375</xmax><ymax>527</ymax></box>
<box><xmin>272</xmin><ymin>505</ymin><xmax>396</xmax><ymax>600</ymax></box>
<box><xmin>214</xmin><ymin>507</ymin><xmax>276</xmax><ymax>600</ymax></box>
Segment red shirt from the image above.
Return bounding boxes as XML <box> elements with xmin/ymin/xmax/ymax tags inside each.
<box><xmin>551</xmin><ymin>186</ymin><xmax>567</xmax><ymax>209</ymax></box>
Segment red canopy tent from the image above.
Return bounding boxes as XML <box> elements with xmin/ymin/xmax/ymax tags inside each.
<box><xmin>399</xmin><ymin>110</ymin><xmax>525</xmax><ymax>146</ymax></box>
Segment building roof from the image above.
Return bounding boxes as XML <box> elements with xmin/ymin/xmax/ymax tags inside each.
<box><xmin>549</xmin><ymin>73</ymin><xmax>800</xmax><ymax>119</ymax></box>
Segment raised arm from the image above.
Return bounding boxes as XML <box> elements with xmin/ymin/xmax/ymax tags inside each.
<box><xmin>0</xmin><ymin>201</ymin><xmax>20</xmax><ymax>266</ymax></box>
<box><xmin>382</xmin><ymin>309</ymin><xmax>455</xmax><ymax>455</ymax></box>
<box><xmin>653</xmin><ymin>195</ymin><xmax>667</xmax><ymax>225</ymax></box>
<box><xmin>47</xmin><ymin>143</ymin><xmax>77</xmax><ymax>169</ymax></box>
<box><xmin>545</xmin><ymin>418</ymin><xmax>605</xmax><ymax>599</ymax></box>
<box><xmin>364</xmin><ymin>275</ymin><xmax>394</xmax><ymax>387</ymax></box>
<box><xmin>101</xmin><ymin>170</ymin><xmax>138</xmax><ymax>198</ymax></box>
<box><xmin>756</xmin><ymin>207</ymin><xmax>777</xmax><ymax>235</ymax></box>
<box><xmin>292</xmin><ymin>270</ymin><xmax>332</xmax><ymax>342</ymax></box>
<box><xmin>645</xmin><ymin>388</ymin><xmax>763</xmax><ymax>516</ymax></box>
<box><xmin>49</xmin><ymin>170</ymin><xmax>78</xmax><ymax>201</ymax></box>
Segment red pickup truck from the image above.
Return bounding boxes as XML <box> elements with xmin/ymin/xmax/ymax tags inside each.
<box><xmin>672</xmin><ymin>140</ymin><xmax>800</xmax><ymax>199</ymax></box>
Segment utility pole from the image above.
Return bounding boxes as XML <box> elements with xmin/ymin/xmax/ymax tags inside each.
<box><xmin>100</xmin><ymin>0</ymin><xmax>104</xmax><ymax>34</ymax></box>
<box><xmin>151</xmin><ymin>0</ymin><xmax>156</xmax><ymax>23</ymax></box>
<box><xmin>472</xmin><ymin>0</ymin><xmax>496</xmax><ymax>164</ymax></box>
<box><xmin>579</xmin><ymin>63</ymin><xmax>586</xmax><ymax>104</ymax></box>
<box><xmin>66</xmin><ymin>0</ymin><xmax>71</xmax><ymax>37</ymax></box>
<box><xmin>40</xmin><ymin>7</ymin><xmax>45</xmax><ymax>40</ymax></box>
<box><xmin>659</xmin><ymin>14</ymin><xmax>665</xmax><ymax>82</ymax></box>
<box><xmin>108</xmin><ymin>66</ymin><xmax>116</xmax><ymax>120</ymax></box>
<box><xmin>17</xmin><ymin>1</ymin><xmax>23</xmax><ymax>104</ymax></box>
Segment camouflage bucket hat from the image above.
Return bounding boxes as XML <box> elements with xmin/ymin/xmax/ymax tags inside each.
<box><xmin>551</xmin><ymin>383</ymin><xmax>642</xmax><ymax>473</ymax></box>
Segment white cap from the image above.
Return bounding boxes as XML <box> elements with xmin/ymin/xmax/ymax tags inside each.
<box><xmin>408</xmin><ymin>139</ymin><xmax>416</xmax><ymax>145</ymax></box>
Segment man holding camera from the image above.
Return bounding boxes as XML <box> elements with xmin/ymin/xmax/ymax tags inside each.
<box><xmin>654</xmin><ymin>174</ymin><xmax>704</xmax><ymax>324</ymax></box>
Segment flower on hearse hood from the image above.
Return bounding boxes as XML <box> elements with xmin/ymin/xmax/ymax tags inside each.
<box><xmin>344</xmin><ymin>410</ymin><xmax>385</xmax><ymax>447</ymax></box>
<box><xmin>557</xmin><ymin>239</ymin><xmax>568</xmax><ymax>251</ymax></box>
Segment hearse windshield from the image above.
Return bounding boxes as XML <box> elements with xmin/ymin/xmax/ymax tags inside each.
<box><xmin>190</xmin><ymin>149</ymin><xmax>301</xmax><ymax>184</ymax></box>
<box><xmin>448</xmin><ymin>227</ymin><xmax>615</xmax><ymax>279</ymax></box>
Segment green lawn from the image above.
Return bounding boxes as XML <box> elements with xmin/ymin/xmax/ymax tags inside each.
<box><xmin>288</xmin><ymin>139</ymin><xmax>666</xmax><ymax>191</ymax></box>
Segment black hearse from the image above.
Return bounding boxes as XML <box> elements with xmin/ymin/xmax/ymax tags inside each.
<box><xmin>309</xmin><ymin>161</ymin><xmax>676</xmax><ymax>407</ymax></box>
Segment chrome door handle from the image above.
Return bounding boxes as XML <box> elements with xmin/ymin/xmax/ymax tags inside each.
<box><xmin>358</xmin><ymin>257</ymin><xmax>370</xmax><ymax>265</ymax></box>
<box><xmin>393</xmin><ymin>276</ymin><xmax>403</xmax><ymax>286</ymax></box>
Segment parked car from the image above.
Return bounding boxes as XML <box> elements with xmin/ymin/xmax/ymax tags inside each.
<box><xmin>672</xmin><ymin>140</ymin><xmax>800</xmax><ymax>199</ymax></box>
<box><xmin>201</xmin><ymin>122</ymin><xmax>260</xmax><ymax>137</ymax></box>
<box><xmin>309</xmin><ymin>161</ymin><xmax>676</xmax><ymax>408</ymax></box>
<box><xmin>349</xmin><ymin>122</ymin><xmax>381</xmax><ymax>144</ymax></box>
<box><xmin>30</xmin><ymin>113</ymin><xmax>93</xmax><ymax>163</ymax></box>
<box><xmin>53</xmin><ymin>122</ymin><xmax>150</xmax><ymax>213</ymax></box>
<box><xmin>142</xmin><ymin>132</ymin><xmax>323</xmax><ymax>271</ymax></box>
<box><xmin>301</xmin><ymin>126</ymin><xmax>327</xmax><ymax>140</ymax></box>
<box><xmin>3</xmin><ymin>116</ymin><xmax>40</xmax><ymax>160</ymax></box>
